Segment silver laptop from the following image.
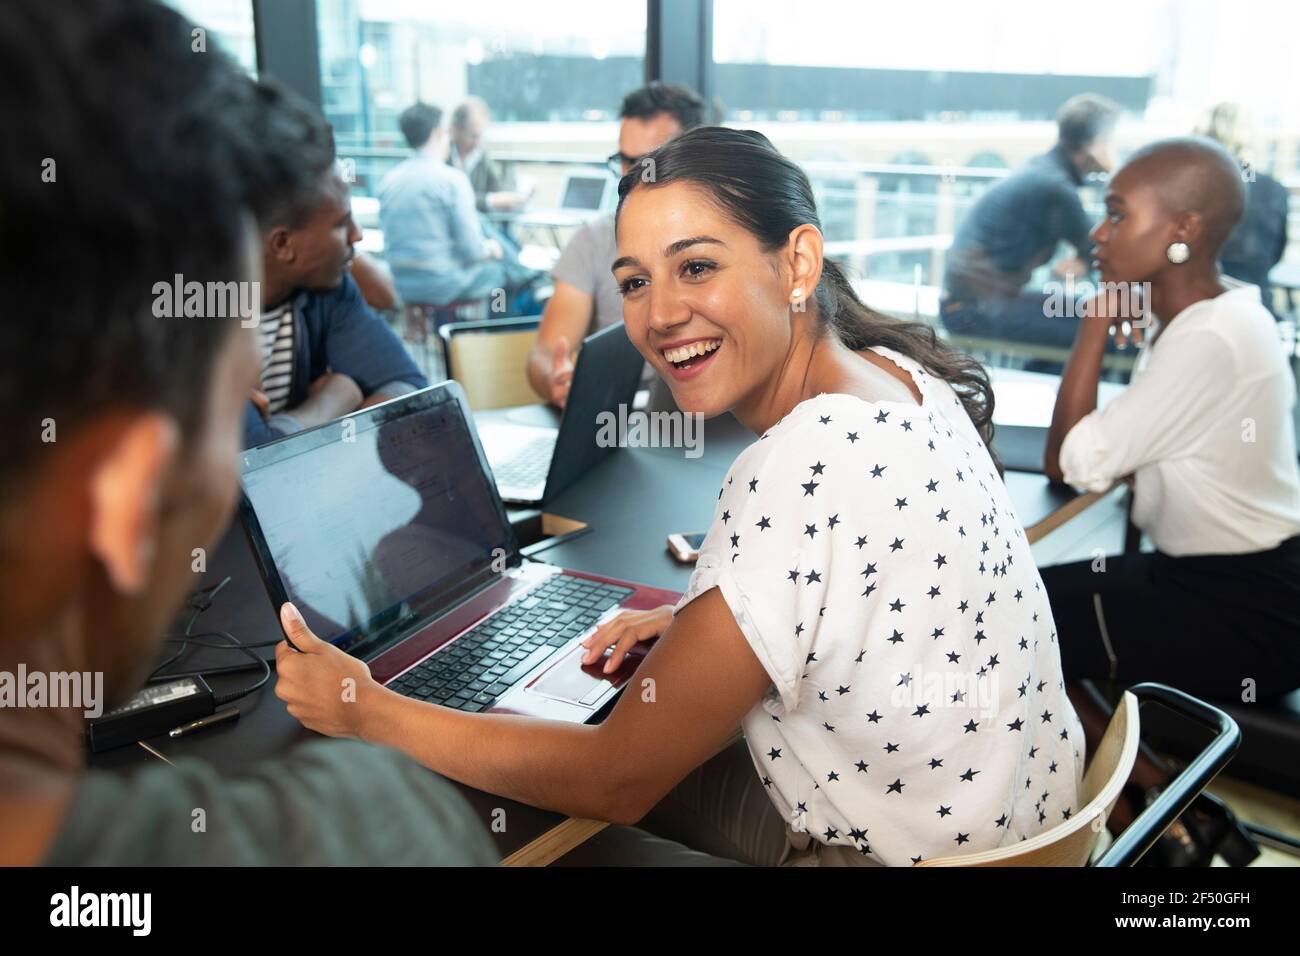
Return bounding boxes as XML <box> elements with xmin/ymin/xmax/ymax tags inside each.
<box><xmin>513</xmin><ymin>172</ymin><xmax>614</xmax><ymax>229</ymax></box>
<box><xmin>560</xmin><ymin>172</ymin><xmax>612</xmax><ymax>211</ymax></box>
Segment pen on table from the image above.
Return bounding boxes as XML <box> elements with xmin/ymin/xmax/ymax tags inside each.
<box><xmin>169</xmin><ymin>708</ymin><xmax>240</xmax><ymax>739</ymax></box>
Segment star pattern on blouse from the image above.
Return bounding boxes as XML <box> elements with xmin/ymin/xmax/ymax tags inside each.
<box><xmin>686</xmin><ymin>369</ymin><xmax>1081</xmax><ymax>865</ymax></box>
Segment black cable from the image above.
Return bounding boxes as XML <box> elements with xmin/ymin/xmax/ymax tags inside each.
<box><xmin>149</xmin><ymin>605</ymin><xmax>204</xmax><ymax>677</ymax></box>
<box><xmin>153</xmin><ymin>661</ymin><xmax>267</xmax><ymax>679</ymax></box>
<box><xmin>167</xmin><ymin>635</ymin><xmax>281</xmax><ymax>650</ymax></box>
<box><xmin>152</xmin><ymin>629</ymin><xmax>272</xmax><ymax>705</ymax></box>
<box><xmin>187</xmin><ymin>575</ymin><xmax>231</xmax><ymax>613</ymax></box>
<box><xmin>148</xmin><ymin>576</ymin><xmax>274</xmax><ymax>705</ymax></box>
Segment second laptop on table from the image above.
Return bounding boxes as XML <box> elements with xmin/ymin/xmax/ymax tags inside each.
<box><xmin>477</xmin><ymin>320</ymin><xmax>646</xmax><ymax>506</ymax></box>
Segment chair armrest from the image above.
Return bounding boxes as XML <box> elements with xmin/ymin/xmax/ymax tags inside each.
<box><xmin>1094</xmin><ymin>682</ymin><xmax>1240</xmax><ymax>867</ymax></box>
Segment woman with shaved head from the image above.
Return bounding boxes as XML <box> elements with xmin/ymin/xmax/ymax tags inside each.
<box><xmin>1042</xmin><ymin>136</ymin><xmax>1300</xmax><ymax>859</ymax></box>
<box><xmin>1045</xmin><ymin>135</ymin><xmax>1300</xmax><ymax>693</ymax></box>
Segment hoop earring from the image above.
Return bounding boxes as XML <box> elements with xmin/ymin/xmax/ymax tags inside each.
<box><xmin>1166</xmin><ymin>241</ymin><xmax>1190</xmax><ymax>264</ymax></box>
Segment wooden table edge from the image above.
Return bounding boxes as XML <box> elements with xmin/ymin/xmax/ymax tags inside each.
<box><xmin>1025</xmin><ymin>489</ymin><xmax>1106</xmax><ymax>544</ymax></box>
<box><xmin>499</xmin><ymin>817</ymin><xmax>609</xmax><ymax>867</ymax></box>
<box><xmin>499</xmin><ymin>730</ymin><xmax>748</xmax><ymax>867</ymax></box>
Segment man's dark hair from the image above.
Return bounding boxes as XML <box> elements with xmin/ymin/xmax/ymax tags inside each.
<box><xmin>0</xmin><ymin>0</ymin><xmax>310</xmax><ymax>498</ymax></box>
<box><xmin>1057</xmin><ymin>93</ymin><xmax>1121</xmax><ymax>152</ymax></box>
<box><xmin>400</xmin><ymin>102</ymin><xmax>443</xmax><ymax>150</ymax></box>
<box><xmin>620</xmin><ymin>82</ymin><xmax>705</xmax><ymax>133</ymax></box>
<box><xmin>247</xmin><ymin>82</ymin><xmax>338</xmax><ymax>229</ymax></box>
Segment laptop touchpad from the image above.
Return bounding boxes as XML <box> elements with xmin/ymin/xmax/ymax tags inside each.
<box><xmin>527</xmin><ymin>644</ymin><xmax>637</xmax><ymax>707</ymax></box>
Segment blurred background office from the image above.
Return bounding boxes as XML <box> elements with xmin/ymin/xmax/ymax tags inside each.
<box><xmin>166</xmin><ymin>0</ymin><xmax>1300</xmax><ymax>381</ymax></box>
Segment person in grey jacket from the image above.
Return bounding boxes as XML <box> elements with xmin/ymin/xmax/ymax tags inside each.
<box><xmin>0</xmin><ymin>0</ymin><xmax>494</xmax><ymax>868</ymax></box>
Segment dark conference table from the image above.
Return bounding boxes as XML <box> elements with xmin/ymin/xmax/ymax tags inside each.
<box><xmin>87</xmin><ymin>407</ymin><xmax>1097</xmax><ymax>865</ymax></box>
<box><xmin>512</xmin><ymin>406</ymin><xmax>1090</xmax><ymax>591</ymax></box>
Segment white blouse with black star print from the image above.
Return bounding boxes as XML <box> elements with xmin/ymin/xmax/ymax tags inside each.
<box><xmin>673</xmin><ymin>346</ymin><xmax>1085</xmax><ymax>866</ymax></box>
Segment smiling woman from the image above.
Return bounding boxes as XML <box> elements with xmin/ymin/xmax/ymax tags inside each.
<box><xmin>580</xmin><ymin>127</ymin><xmax>1084</xmax><ymax>863</ymax></box>
<box><xmin>273</xmin><ymin>127</ymin><xmax>1086</xmax><ymax>867</ymax></box>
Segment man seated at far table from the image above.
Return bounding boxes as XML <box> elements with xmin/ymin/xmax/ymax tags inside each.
<box><xmin>940</xmin><ymin>93</ymin><xmax>1120</xmax><ymax>357</ymax></box>
<box><xmin>379</xmin><ymin>101</ymin><xmax>541</xmax><ymax>317</ymax></box>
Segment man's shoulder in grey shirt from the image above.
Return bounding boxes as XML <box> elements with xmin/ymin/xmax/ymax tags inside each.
<box><xmin>552</xmin><ymin>212</ymin><xmax>621</xmax><ymax>335</ymax></box>
<box><xmin>45</xmin><ymin>739</ymin><xmax>497</xmax><ymax>866</ymax></box>
<box><xmin>552</xmin><ymin>211</ymin><xmax>657</xmax><ymax>388</ymax></box>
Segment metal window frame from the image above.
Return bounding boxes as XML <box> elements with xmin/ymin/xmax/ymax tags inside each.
<box><xmin>252</xmin><ymin>0</ymin><xmax>322</xmax><ymax>105</ymax></box>
<box><xmin>645</xmin><ymin>0</ymin><xmax>714</xmax><ymax>103</ymax></box>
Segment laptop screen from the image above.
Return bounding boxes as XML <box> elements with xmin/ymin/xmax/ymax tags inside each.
<box><xmin>239</xmin><ymin>386</ymin><xmax>515</xmax><ymax>659</ymax></box>
<box><xmin>561</xmin><ymin>175</ymin><xmax>607</xmax><ymax>210</ymax></box>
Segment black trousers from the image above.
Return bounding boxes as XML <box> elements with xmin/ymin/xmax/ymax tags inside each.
<box><xmin>1041</xmin><ymin>536</ymin><xmax>1300</xmax><ymax>703</ymax></box>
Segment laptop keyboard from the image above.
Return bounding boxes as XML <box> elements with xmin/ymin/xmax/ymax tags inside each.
<box><xmin>386</xmin><ymin>575</ymin><xmax>634</xmax><ymax>712</ymax></box>
<box><xmin>492</xmin><ymin>434</ymin><xmax>556</xmax><ymax>491</ymax></box>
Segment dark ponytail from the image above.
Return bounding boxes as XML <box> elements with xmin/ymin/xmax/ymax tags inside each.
<box><xmin>616</xmin><ymin>126</ymin><xmax>999</xmax><ymax>473</ymax></box>
<box><xmin>818</xmin><ymin>257</ymin><xmax>999</xmax><ymax>473</ymax></box>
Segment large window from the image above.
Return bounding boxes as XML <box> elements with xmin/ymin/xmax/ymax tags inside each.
<box><xmin>713</xmin><ymin>0</ymin><xmax>1300</xmax><ymax>364</ymax></box>
<box><xmin>317</xmin><ymin>0</ymin><xmax>647</xmax><ymax>200</ymax></box>
<box><xmin>302</xmin><ymin>0</ymin><xmax>1296</xmax><ymax>366</ymax></box>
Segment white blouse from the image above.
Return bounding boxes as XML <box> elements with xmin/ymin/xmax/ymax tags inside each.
<box><xmin>1060</xmin><ymin>281</ymin><xmax>1300</xmax><ymax>556</ymax></box>
<box><xmin>675</xmin><ymin>347</ymin><xmax>1084</xmax><ymax>866</ymax></box>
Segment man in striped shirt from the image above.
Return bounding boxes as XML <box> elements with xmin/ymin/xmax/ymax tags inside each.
<box><xmin>243</xmin><ymin>85</ymin><xmax>425</xmax><ymax>447</ymax></box>
<box><xmin>254</xmin><ymin>300</ymin><xmax>295</xmax><ymax>415</ymax></box>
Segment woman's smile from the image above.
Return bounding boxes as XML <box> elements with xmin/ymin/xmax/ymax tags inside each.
<box><xmin>660</xmin><ymin>336</ymin><xmax>723</xmax><ymax>380</ymax></box>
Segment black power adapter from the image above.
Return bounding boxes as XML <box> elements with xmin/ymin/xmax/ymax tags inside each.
<box><xmin>85</xmin><ymin>675</ymin><xmax>216</xmax><ymax>752</ymax></box>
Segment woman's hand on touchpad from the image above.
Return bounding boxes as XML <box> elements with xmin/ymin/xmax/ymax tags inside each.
<box><xmin>580</xmin><ymin>604</ymin><xmax>674</xmax><ymax>674</ymax></box>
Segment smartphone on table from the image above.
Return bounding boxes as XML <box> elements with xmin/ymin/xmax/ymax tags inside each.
<box><xmin>666</xmin><ymin>532</ymin><xmax>706</xmax><ymax>563</ymax></box>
